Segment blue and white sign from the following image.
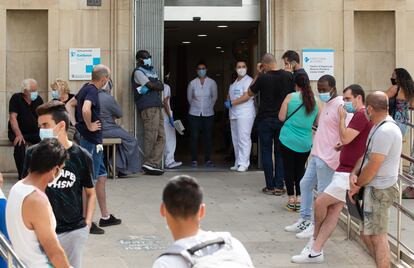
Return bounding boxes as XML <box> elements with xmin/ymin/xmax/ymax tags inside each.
<box><xmin>69</xmin><ymin>48</ymin><xmax>101</xmax><ymax>80</ymax></box>
<box><xmin>302</xmin><ymin>49</ymin><xmax>334</xmax><ymax>81</ymax></box>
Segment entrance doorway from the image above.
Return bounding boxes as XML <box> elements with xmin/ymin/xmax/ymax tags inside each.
<box><xmin>164</xmin><ymin>21</ymin><xmax>259</xmax><ymax>167</ymax></box>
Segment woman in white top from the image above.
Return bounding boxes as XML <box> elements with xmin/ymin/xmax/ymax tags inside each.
<box><xmin>187</xmin><ymin>62</ymin><xmax>218</xmax><ymax>167</ymax></box>
<box><xmin>225</xmin><ymin>60</ymin><xmax>255</xmax><ymax>172</ymax></box>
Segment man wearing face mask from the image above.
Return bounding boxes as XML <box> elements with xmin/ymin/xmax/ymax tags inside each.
<box><xmin>291</xmin><ymin>84</ymin><xmax>372</xmax><ymax>263</ymax></box>
<box><xmin>132</xmin><ymin>50</ymin><xmax>165</xmax><ymax>175</ymax></box>
<box><xmin>22</xmin><ymin>101</ymin><xmax>96</xmax><ymax>267</ymax></box>
<box><xmin>6</xmin><ymin>139</ymin><xmax>72</xmax><ymax>268</ymax></box>
<box><xmin>66</xmin><ymin>64</ymin><xmax>122</xmax><ymax>233</ymax></box>
<box><xmin>187</xmin><ymin>61</ymin><xmax>218</xmax><ymax>167</ymax></box>
<box><xmin>8</xmin><ymin>78</ymin><xmax>44</xmax><ymax>180</ymax></box>
<box><xmin>285</xmin><ymin>75</ymin><xmax>347</xmax><ymax>239</ymax></box>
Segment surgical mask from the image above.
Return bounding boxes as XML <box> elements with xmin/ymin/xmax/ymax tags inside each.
<box><xmin>236</xmin><ymin>68</ymin><xmax>247</xmax><ymax>77</ymax></box>
<box><xmin>365</xmin><ymin>109</ymin><xmax>372</xmax><ymax>121</ymax></box>
<box><xmin>30</xmin><ymin>91</ymin><xmax>38</xmax><ymax>101</ymax></box>
<box><xmin>319</xmin><ymin>92</ymin><xmax>331</xmax><ymax>103</ymax></box>
<box><xmin>143</xmin><ymin>58</ymin><xmax>152</xmax><ymax>66</ymax></box>
<box><xmin>390</xmin><ymin>78</ymin><xmax>397</xmax><ymax>86</ymax></box>
<box><xmin>197</xmin><ymin>69</ymin><xmax>207</xmax><ymax>78</ymax></box>
<box><xmin>52</xmin><ymin>90</ymin><xmax>60</xmax><ymax>99</ymax></box>
<box><xmin>39</xmin><ymin>128</ymin><xmax>56</xmax><ymax>140</ymax></box>
<box><xmin>344</xmin><ymin>101</ymin><xmax>356</xmax><ymax>113</ymax></box>
<box><xmin>102</xmin><ymin>81</ymin><xmax>109</xmax><ymax>90</ymax></box>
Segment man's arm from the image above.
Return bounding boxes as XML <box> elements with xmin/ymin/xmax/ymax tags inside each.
<box><xmin>82</xmin><ymin>101</ymin><xmax>101</xmax><ymax>132</ymax></box>
<box><xmin>24</xmin><ymin>193</ymin><xmax>71</xmax><ymax>268</ymax></box>
<box><xmin>65</xmin><ymin>97</ymin><xmax>77</xmax><ymax>126</ymax></box>
<box><xmin>338</xmin><ymin>106</ymin><xmax>360</xmax><ymax>145</ymax></box>
<box><xmin>83</xmin><ymin>188</ymin><xmax>96</xmax><ymax>227</ymax></box>
<box><xmin>356</xmin><ymin>153</ymin><xmax>386</xmax><ymax>187</ymax></box>
<box><xmin>145</xmin><ymin>81</ymin><xmax>164</xmax><ymax>92</ymax></box>
<box><xmin>9</xmin><ymin>113</ymin><xmax>25</xmax><ymax>146</ymax></box>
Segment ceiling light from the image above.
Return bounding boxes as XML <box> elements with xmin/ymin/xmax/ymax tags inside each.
<box><xmin>217</xmin><ymin>25</ymin><xmax>228</xmax><ymax>28</ymax></box>
<box><xmin>220</xmin><ymin>50</ymin><xmax>225</xmax><ymax>53</ymax></box>
<box><xmin>198</xmin><ymin>34</ymin><xmax>207</xmax><ymax>37</ymax></box>
<box><xmin>182</xmin><ymin>41</ymin><xmax>191</xmax><ymax>44</ymax></box>
<box><xmin>216</xmin><ymin>46</ymin><xmax>222</xmax><ymax>49</ymax></box>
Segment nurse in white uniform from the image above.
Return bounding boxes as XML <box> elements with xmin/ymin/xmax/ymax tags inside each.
<box><xmin>225</xmin><ymin>60</ymin><xmax>255</xmax><ymax>172</ymax></box>
<box><xmin>163</xmin><ymin>75</ymin><xmax>182</xmax><ymax>169</ymax></box>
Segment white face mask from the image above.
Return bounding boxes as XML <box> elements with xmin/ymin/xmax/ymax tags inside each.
<box><xmin>39</xmin><ymin>128</ymin><xmax>57</xmax><ymax>140</ymax></box>
<box><xmin>236</xmin><ymin>68</ymin><xmax>247</xmax><ymax>77</ymax></box>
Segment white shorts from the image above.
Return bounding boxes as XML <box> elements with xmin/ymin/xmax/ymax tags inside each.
<box><xmin>323</xmin><ymin>172</ymin><xmax>350</xmax><ymax>202</ymax></box>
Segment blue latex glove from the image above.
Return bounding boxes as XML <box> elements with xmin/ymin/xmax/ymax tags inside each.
<box><xmin>169</xmin><ymin>116</ymin><xmax>175</xmax><ymax>128</ymax></box>
<box><xmin>137</xmin><ymin>85</ymin><xmax>149</xmax><ymax>95</ymax></box>
<box><xmin>224</xmin><ymin>100</ymin><xmax>232</xmax><ymax>109</ymax></box>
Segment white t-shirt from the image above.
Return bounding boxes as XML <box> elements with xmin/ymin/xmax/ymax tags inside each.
<box><xmin>363</xmin><ymin>116</ymin><xmax>402</xmax><ymax>189</ymax></box>
<box><xmin>229</xmin><ymin>75</ymin><xmax>255</xmax><ymax>119</ymax></box>
<box><xmin>153</xmin><ymin>230</ymin><xmax>253</xmax><ymax>268</ymax></box>
<box><xmin>187</xmin><ymin>77</ymin><xmax>218</xmax><ymax>117</ymax></box>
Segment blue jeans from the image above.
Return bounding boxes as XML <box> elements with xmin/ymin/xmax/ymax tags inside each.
<box><xmin>300</xmin><ymin>156</ymin><xmax>335</xmax><ymax>220</ymax></box>
<box><xmin>80</xmin><ymin>138</ymin><xmax>107</xmax><ymax>181</ymax></box>
<box><xmin>257</xmin><ymin>118</ymin><xmax>284</xmax><ymax>190</ymax></box>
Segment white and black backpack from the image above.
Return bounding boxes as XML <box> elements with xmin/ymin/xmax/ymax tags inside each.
<box><xmin>159</xmin><ymin>232</ymin><xmax>254</xmax><ymax>268</ymax></box>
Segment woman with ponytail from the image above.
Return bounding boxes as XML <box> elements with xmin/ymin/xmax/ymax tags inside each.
<box><xmin>278</xmin><ymin>73</ymin><xmax>320</xmax><ymax>211</ymax></box>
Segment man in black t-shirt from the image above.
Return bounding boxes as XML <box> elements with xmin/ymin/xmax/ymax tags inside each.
<box><xmin>8</xmin><ymin>78</ymin><xmax>44</xmax><ymax>180</ymax></box>
<box><xmin>22</xmin><ymin>101</ymin><xmax>96</xmax><ymax>268</ymax></box>
<box><xmin>282</xmin><ymin>50</ymin><xmax>308</xmax><ymax>79</ymax></box>
<box><xmin>66</xmin><ymin>64</ymin><xmax>121</xmax><ymax>234</ymax></box>
<box><xmin>230</xmin><ymin>53</ymin><xmax>294</xmax><ymax>195</ymax></box>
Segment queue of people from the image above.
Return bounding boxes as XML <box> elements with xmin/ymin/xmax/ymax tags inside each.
<box><xmin>1</xmin><ymin>47</ymin><xmax>413</xmax><ymax>268</ymax></box>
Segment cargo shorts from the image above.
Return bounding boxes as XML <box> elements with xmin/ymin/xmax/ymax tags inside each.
<box><xmin>360</xmin><ymin>184</ymin><xmax>399</xmax><ymax>235</ymax></box>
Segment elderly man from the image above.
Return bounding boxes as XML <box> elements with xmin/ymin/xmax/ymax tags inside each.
<box><xmin>99</xmin><ymin>80</ymin><xmax>140</xmax><ymax>176</ymax></box>
<box><xmin>349</xmin><ymin>91</ymin><xmax>402</xmax><ymax>268</ymax></box>
<box><xmin>8</xmin><ymin>78</ymin><xmax>44</xmax><ymax>180</ymax></box>
<box><xmin>66</xmin><ymin>64</ymin><xmax>121</xmax><ymax>234</ymax></box>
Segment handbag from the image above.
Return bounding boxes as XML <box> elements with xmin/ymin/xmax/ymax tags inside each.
<box><xmin>346</xmin><ymin>120</ymin><xmax>391</xmax><ymax>221</ymax></box>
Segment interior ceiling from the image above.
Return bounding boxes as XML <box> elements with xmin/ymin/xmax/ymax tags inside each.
<box><xmin>164</xmin><ymin>21</ymin><xmax>258</xmax><ymax>48</ymax></box>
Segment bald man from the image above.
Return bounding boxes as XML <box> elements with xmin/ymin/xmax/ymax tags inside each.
<box><xmin>231</xmin><ymin>53</ymin><xmax>294</xmax><ymax>195</ymax></box>
<box><xmin>349</xmin><ymin>91</ymin><xmax>402</xmax><ymax>268</ymax></box>
<box><xmin>66</xmin><ymin>64</ymin><xmax>122</xmax><ymax>234</ymax></box>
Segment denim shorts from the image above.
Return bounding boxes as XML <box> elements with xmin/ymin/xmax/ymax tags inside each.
<box><xmin>80</xmin><ymin>138</ymin><xmax>107</xmax><ymax>180</ymax></box>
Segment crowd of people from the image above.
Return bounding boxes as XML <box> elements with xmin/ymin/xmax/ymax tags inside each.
<box><xmin>0</xmin><ymin>48</ymin><xmax>412</xmax><ymax>268</ymax></box>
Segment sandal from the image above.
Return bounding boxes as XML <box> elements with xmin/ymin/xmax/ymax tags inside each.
<box><xmin>295</xmin><ymin>196</ymin><xmax>301</xmax><ymax>212</ymax></box>
<box><xmin>286</xmin><ymin>196</ymin><xmax>296</xmax><ymax>212</ymax></box>
<box><xmin>262</xmin><ymin>187</ymin><xmax>275</xmax><ymax>195</ymax></box>
<box><xmin>274</xmin><ymin>188</ymin><xmax>286</xmax><ymax>196</ymax></box>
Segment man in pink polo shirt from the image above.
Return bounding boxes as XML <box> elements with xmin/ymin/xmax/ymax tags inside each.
<box><xmin>285</xmin><ymin>75</ymin><xmax>349</xmax><ymax>239</ymax></box>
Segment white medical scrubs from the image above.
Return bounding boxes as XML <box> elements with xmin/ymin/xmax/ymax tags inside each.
<box><xmin>163</xmin><ymin>84</ymin><xmax>177</xmax><ymax>166</ymax></box>
<box><xmin>229</xmin><ymin>75</ymin><xmax>256</xmax><ymax>168</ymax></box>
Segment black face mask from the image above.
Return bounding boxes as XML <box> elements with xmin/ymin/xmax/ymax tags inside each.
<box><xmin>390</xmin><ymin>78</ymin><xmax>397</xmax><ymax>86</ymax></box>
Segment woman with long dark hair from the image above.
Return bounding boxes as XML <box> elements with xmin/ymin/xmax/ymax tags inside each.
<box><xmin>278</xmin><ymin>73</ymin><xmax>320</xmax><ymax>211</ymax></box>
<box><xmin>386</xmin><ymin>68</ymin><xmax>414</xmax><ymax>135</ymax></box>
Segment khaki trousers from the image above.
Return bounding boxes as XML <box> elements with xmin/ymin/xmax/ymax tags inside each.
<box><xmin>140</xmin><ymin>107</ymin><xmax>165</xmax><ymax>168</ymax></box>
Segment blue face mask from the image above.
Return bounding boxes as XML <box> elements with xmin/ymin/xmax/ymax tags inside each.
<box><xmin>319</xmin><ymin>92</ymin><xmax>331</xmax><ymax>103</ymax></box>
<box><xmin>143</xmin><ymin>58</ymin><xmax>152</xmax><ymax>66</ymax></box>
<box><xmin>39</xmin><ymin>128</ymin><xmax>56</xmax><ymax>140</ymax></box>
<box><xmin>52</xmin><ymin>90</ymin><xmax>60</xmax><ymax>100</ymax></box>
<box><xmin>30</xmin><ymin>91</ymin><xmax>38</xmax><ymax>101</ymax></box>
<box><xmin>344</xmin><ymin>101</ymin><xmax>356</xmax><ymax>113</ymax></box>
<box><xmin>197</xmin><ymin>69</ymin><xmax>207</xmax><ymax>78</ymax></box>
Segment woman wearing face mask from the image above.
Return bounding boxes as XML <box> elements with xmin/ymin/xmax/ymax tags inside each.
<box><xmin>225</xmin><ymin>60</ymin><xmax>255</xmax><ymax>172</ymax></box>
<box><xmin>187</xmin><ymin>61</ymin><xmax>218</xmax><ymax>167</ymax></box>
<box><xmin>51</xmin><ymin>79</ymin><xmax>74</xmax><ymax>104</ymax></box>
<box><xmin>278</xmin><ymin>73</ymin><xmax>319</xmax><ymax>211</ymax></box>
<box><xmin>386</xmin><ymin>68</ymin><xmax>414</xmax><ymax>136</ymax></box>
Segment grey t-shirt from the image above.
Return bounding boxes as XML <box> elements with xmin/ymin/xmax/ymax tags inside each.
<box><xmin>134</xmin><ymin>70</ymin><xmax>150</xmax><ymax>86</ymax></box>
<box><xmin>363</xmin><ymin>116</ymin><xmax>402</xmax><ymax>189</ymax></box>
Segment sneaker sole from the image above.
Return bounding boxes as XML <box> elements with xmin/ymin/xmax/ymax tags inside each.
<box><xmin>99</xmin><ymin>220</ymin><xmax>122</xmax><ymax>227</ymax></box>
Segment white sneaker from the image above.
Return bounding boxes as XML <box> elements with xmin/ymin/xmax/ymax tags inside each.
<box><xmin>296</xmin><ymin>222</ymin><xmax>314</xmax><ymax>239</ymax></box>
<box><xmin>291</xmin><ymin>250</ymin><xmax>324</xmax><ymax>264</ymax></box>
<box><xmin>284</xmin><ymin>218</ymin><xmax>311</xmax><ymax>233</ymax></box>
<box><xmin>230</xmin><ymin>165</ymin><xmax>238</xmax><ymax>171</ymax></box>
<box><xmin>301</xmin><ymin>237</ymin><xmax>315</xmax><ymax>254</ymax></box>
<box><xmin>166</xmin><ymin>161</ymin><xmax>182</xmax><ymax>169</ymax></box>
<box><xmin>237</xmin><ymin>166</ymin><xmax>248</xmax><ymax>172</ymax></box>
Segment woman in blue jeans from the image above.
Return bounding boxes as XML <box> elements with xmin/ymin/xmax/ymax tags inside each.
<box><xmin>279</xmin><ymin>73</ymin><xmax>319</xmax><ymax>211</ymax></box>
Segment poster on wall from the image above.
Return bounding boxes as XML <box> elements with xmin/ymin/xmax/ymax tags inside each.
<box><xmin>69</xmin><ymin>48</ymin><xmax>101</xmax><ymax>80</ymax></box>
<box><xmin>302</xmin><ymin>49</ymin><xmax>334</xmax><ymax>81</ymax></box>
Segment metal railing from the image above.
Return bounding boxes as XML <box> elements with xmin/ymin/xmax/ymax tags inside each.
<box><xmin>0</xmin><ymin>233</ymin><xmax>26</xmax><ymax>268</ymax></box>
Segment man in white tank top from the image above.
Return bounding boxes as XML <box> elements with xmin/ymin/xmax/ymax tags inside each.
<box><xmin>6</xmin><ymin>139</ymin><xmax>72</xmax><ymax>268</ymax></box>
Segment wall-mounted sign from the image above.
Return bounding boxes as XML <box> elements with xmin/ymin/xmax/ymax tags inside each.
<box><xmin>69</xmin><ymin>48</ymin><xmax>101</xmax><ymax>80</ymax></box>
<box><xmin>302</xmin><ymin>49</ymin><xmax>334</xmax><ymax>81</ymax></box>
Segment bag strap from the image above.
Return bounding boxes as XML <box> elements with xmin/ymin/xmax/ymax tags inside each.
<box><xmin>357</xmin><ymin>120</ymin><xmax>395</xmax><ymax>175</ymax></box>
<box><xmin>284</xmin><ymin>103</ymin><xmax>304</xmax><ymax>123</ymax></box>
<box><xmin>187</xmin><ymin>238</ymin><xmax>225</xmax><ymax>255</ymax></box>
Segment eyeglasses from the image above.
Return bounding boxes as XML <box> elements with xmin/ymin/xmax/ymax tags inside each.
<box><xmin>197</xmin><ymin>68</ymin><xmax>206</xmax><ymax>70</ymax></box>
